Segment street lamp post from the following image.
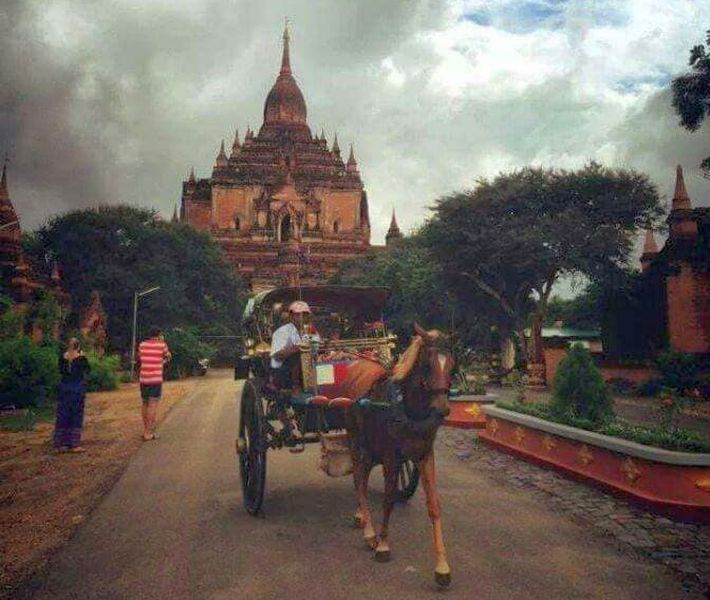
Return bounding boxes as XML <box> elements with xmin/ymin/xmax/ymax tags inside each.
<box><xmin>130</xmin><ymin>286</ymin><xmax>161</xmax><ymax>379</ymax></box>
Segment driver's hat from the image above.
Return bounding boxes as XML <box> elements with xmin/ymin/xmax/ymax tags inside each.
<box><xmin>288</xmin><ymin>300</ymin><xmax>311</xmax><ymax>314</ymax></box>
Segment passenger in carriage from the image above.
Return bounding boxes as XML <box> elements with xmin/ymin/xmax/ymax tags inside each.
<box><xmin>270</xmin><ymin>300</ymin><xmax>311</xmax><ymax>390</ymax></box>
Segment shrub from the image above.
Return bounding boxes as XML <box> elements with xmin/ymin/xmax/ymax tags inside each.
<box><xmin>551</xmin><ymin>344</ymin><xmax>614</xmax><ymax>427</ymax></box>
<box><xmin>164</xmin><ymin>328</ymin><xmax>215</xmax><ymax>380</ymax></box>
<box><xmin>85</xmin><ymin>352</ymin><xmax>120</xmax><ymax>392</ymax></box>
<box><xmin>606</xmin><ymin>377</ymin><xmax>636</xmax><ymax>396</ymax></box>
<box><xmin>0</xmin><ymin>337</ymin><xmax>60</xmax><ymax>409</ymax></box>
<box><xmin>635</xmin><ymin>378</ymin><xmax>664</xmax><ymax>398</ymax></box>
<box><xmin>655</xmin><ymin>351</ymin><xmax>701</xmax><ymax>394</ymax></box>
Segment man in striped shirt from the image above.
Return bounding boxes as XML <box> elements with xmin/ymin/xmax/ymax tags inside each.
<box><xmin>138</xmin><ymin>328</ymin><xmax>172</xmax><ymax>441</ymax></box>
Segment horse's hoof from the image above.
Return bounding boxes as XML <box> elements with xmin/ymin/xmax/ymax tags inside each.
<box><xmin>435</xmin><ymin>571</ymin><xmax>452</xmax><ymax>588</ymax></box>
<box><xmin>352</xmin><ymin>515</ymin><xmax>362</xmax><ymax>529</ymax></box>
<box><xmin>374</xmin><ymin>549</ymin><xmax>391</xmax><ymax>563</ymax></box>
<box><xmin>364</xmin><ymin>536</ymin><xmax>378</xmax><ymax>550</ymax></box>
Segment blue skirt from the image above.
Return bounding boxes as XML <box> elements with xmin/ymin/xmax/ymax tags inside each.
<box><xmin>53</xmin><ymin>381</ymin><xmax>86</xmax><ymax>448</ymax></box>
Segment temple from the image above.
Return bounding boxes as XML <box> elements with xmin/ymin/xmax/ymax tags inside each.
<box><xmin>179</xmin><ymin>24</ymin><xmax>371</xmax><ymax>290</ymax></box>
<box><xmin>603</xmin><ymin>165</ymin><xmax>709</xmax><ymax>358</ymax></box>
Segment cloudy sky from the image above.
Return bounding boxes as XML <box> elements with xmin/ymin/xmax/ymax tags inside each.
<box><xmin>1</xmin><ymin>0</ymin><xmax>709</xmax><ymax>244</ymax></box>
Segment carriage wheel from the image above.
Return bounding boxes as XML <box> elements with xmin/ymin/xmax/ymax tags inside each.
<box><xmin>394</xmin><ymin>454</ymin><xmax>420</xmax><ymax>502</ymax></box>
<box><xmin>237</xmin><ymin>379</ymin><xmax>267</xmax><ymax>515</ymax></box>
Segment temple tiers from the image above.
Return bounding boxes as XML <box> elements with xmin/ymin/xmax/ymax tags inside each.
<box><xmin>180</xmin><ymin>24</ymin><xmax>371</xmax><ymax>291</ymax></box>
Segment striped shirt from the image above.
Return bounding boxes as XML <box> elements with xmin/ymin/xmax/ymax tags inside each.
<box><xmin>138</xmin><ymin>338</ymin><xmax>170</xmax><ymax>385</ymax></box>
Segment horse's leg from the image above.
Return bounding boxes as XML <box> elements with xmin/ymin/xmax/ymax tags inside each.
<box><xmin>374</xmin><ymin>451</ymin><xmax>397</xmax><ymax>562</ymax></box>
<box><xmin>356</xmin><ymin>455</ymin><xmax>377</xmax><ymax>549</ymax></box>
<box><xmin>350</xmin><ymin>440</ymin><xmax>364</xmax><ymax>528</ymax></box>
<box><xmin>419</xmin><ymin>451</ymin><xmax>451</xmax><ymax>588</ymax></box>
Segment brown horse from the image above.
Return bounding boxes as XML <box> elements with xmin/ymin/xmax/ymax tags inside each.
<box><xmin>341</xmin><ymin>322</ymin><xmax>455</xmax><ymax>588</ymax></box>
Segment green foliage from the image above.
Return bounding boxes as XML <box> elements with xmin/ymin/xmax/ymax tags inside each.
<box><xmin>655</xmin><ymin>351</ymin><xmax>702</xmax><ymax>394</ymax></box>
<box><xmin>422</xmin><ymin>163</ymin><xmax>663</xmax><ymax>361</ymax></box>
<box><xmin>85</xmin><ymin>352</ymin><xmax>120</xmax><ymax>392</ymax></box>
<box><xmin>164</xmin><ymin>328</ymin><xmax>215</xmax><ymax>380</ymax></box>
<box><xmin>545</xmin><ymin>286</ymin><xmax>603</xmax><ymax>330</ymax></box>
<box><xmin>0</xmin><ymin>405</ymin><xmax>55</xmax><ymax>432</ymax></box>
<box><xmin>29</xmin><ymin>205</ymin><xmax>248</xmax><ymax>355</ymax></box>
<box><xmin>551</xmin><ymin>344</ymin><xmax>614</xmax><ymax>427</ymax></box>
<box><xmin>0</xmin><ymin>294</ymin><xmax>24</xmax><ymax>340</ymax></box>
<box><xmin>496</xmin><ymin>399</ymin><xmax>710</xmax><ymax>453</ymax></box>
<box><xmin>30</xmin><ymin>290</ymin><xmax>67</xmax><ymax>339</ymax></box>
<box><xmin>672</xmin><ymin>29</ymin><xmax>710</xmax><ymax>175</ymax></box>
<box><xmin>331</xmin><ymin>238</ymin><xmax>455</xmax><ymax>341</ymax></box>
<box><xmin>0</xmin><ymin>337</ymin><xmax>60</xmax><ymax>409</ymax></box>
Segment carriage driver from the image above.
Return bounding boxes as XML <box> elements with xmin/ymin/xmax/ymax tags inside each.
<box><xmin>270</xmin><ymin>300</ymin><xmax>311</xmax><ymax>390</ymax></box>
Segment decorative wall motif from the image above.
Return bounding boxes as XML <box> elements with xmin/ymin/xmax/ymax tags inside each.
<box><xmin>578</xmin><ymin>444</ymin><xmax>594</xmax><ymax>467</ymax></box>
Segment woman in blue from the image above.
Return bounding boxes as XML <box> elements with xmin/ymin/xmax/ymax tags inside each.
<box><xmin>53</xmin><ymin>337</ymin><xmax>90</xmax><ymax>453</ymax></box>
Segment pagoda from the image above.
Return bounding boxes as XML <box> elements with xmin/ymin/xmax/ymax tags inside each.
<box><xmin>180</xmin><ymin>24</ymin><xmax>371</xmax><ymax>290</ymax></box>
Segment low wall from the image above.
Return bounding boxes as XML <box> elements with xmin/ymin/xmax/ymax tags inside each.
<box><xmin>600</xmin><ymin>364</ymin><xmax>658</xmax><ymax>385</ymax></box>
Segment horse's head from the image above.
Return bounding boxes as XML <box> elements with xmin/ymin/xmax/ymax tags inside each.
<box><xmin>392</xmin><ymin>321</ymin><xmax>455</xmax><ymax>418</ymax></box>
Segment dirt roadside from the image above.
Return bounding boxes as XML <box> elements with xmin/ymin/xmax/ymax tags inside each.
<box><xmin>0</xmin><ymin>379</ymin><xmax>197</xmax><ymax>598</ymax></box>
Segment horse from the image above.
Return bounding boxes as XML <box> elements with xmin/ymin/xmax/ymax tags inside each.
<box><xmin>340</xmin><ymin>322</ymin><xmax>455</xmax><ymax>588</ymax></box>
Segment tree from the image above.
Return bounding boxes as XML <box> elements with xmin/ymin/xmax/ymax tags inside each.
<box><xmin>545</xmin><ymin>285</ymin><xmax>603</xmax><ymax>331</ymax></box>
<box><xmin>672</xmin><ymin>29</ymin><xmax>710</xmax><ymax>176</ymax></box>
<box><xmin>331</xmin><ymin>237</ymin><xmax>504</xmax><ymax>351</ymax></box>
<box><xmin>421</xmin><ymin>163</ymin><xmax>663</xmax><ymax>364</ymax></box>
<box><xmin>27</xmin><ymin>206</ymin><xmax>248</xmax><ymax>355</ymax></box>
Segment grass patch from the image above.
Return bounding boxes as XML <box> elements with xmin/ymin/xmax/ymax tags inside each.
<box><xmin>496</xmin><ymin>400</ymin><xmax>710</xmax><ymax>454</ymax></box>
<box><xmin>0</xmin><ymin>405</ymin><xmax>55</xmax><ymax>432</ymax></box>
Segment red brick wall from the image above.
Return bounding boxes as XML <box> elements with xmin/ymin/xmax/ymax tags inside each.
<box><xmin>666</xmin><ymin>264</ymin><xmax>710</xmax><ymax>353</ymax></box>
<box><xmin>185</xmin><ymin>201</ymin><xmax>212</xmax><ymax>232</ymax></box>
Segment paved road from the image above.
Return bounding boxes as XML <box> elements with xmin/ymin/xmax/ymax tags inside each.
<box><xmin>17</xmin><ymin>370</ymin><xmax>695</xmax><ymax>600</ymax></box>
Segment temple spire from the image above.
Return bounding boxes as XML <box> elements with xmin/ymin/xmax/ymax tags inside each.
<box><xmin>171</xmin><ymin>204</ymin><xmax>178</xmax><ymax>223</ymax></box>
<box><xmin>231</xmin><ymin>128</ymin><xmax>241</xmax><ymax>154</ymax></box>
<box><xmin>332</xmin><ymin>132</ymin><xmax>340</xmax><ymax>156</ymax></box>
<box><xmin>386</xmin><ymin>208</ymin><xmax>403</xmax><ymax>245</ymax></box>
<box><xmin>642</xmin><ymin>229</ymin><xmax>658</xmax><ymax>255</ymax></box>
<box><xmin>280</xmin><ymin>19</ymin><xmax>291</xmax><ymax>75</ymax></box>
<box><xmin>640</xmin><ymin>229</ymin><xmax>659</xmax><ymax>273</ymax></box>
<box><xmin>188</xmin><ymin>167</ymin><xmax>196</xmax><ymax>185</ymax></box>
<box><xmin>0</xmin><ymin>157</ymin><xmax>8</xmax><ymax>201</ymax></box>
<box><xmin>215</xmin><ymin>140</ymin><xmax>228</xmax><ymax>168</ymax></box>
<box><xmin>672</xmin><ymin>164</ymin><xmax>692</xmax><ymax>210</ymax></box>
<box><xmin>347</xmin><ymin>144</ymin><xmax>358</xmax><ymax>173</ymax></box>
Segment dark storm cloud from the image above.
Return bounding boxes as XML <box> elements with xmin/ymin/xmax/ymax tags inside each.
<box><xmin>1</xmin><ymin>0</ymin><xmax>708</xmax><ymax>242</ymax></box>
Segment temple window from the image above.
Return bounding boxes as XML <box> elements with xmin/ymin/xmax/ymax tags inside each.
<box><xmin>333</xmin><ymin>220</ymin><xmax>340</xmax><ymax>234</ymax></box>
<box><xmin>234</xmin><ymin>216</ymin><xmax>240</xmax><ymax>230</ymax></box>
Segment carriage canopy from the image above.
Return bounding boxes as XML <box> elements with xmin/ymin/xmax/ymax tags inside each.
<box><xmin>242</xmin><ymin>286</ymin><xmax>391</xmax><ymax>324</ymax></box>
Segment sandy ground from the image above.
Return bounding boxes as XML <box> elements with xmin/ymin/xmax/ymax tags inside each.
<box><xmin>14</xmin><ymin>370</ymin><xmax>697</xmax><ymax>600</ymax></box>
<box><xmin>0</xmin><ymin>378</ymin><xmax>197</xmax><ymax>598</ymax></box>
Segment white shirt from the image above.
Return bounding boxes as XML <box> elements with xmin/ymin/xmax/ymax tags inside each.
<box><xmin>270</xmin><ymin>322</ymin><xmax>301</xmax><ymax>369</ymax></box>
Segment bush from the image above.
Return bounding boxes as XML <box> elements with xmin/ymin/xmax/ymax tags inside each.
<box><xmin>0</xmin><ymin>337</ymin><xmax>60</xmax><ymax>409</ymax></box>
<box><xmin>164</xmin><ymin>328</ymin><xmax>215</xmax><ymax>380</ymax></box>
<box><xmin>85</xmin><ymin>352</ymin><xmax>120</xmax><ymax>392</ymax></box>
<box><xmin>606</xmin><ymin>377</ymin><xmax>636</xmax><ymax>396</ymax></box>
<box><xmin>655</xmin><ymin>351</ymin><xmax>701</xmax><ymax>394</ymax></box>
<box><xmin>551</xmin><ymin>344</ymin><xmax>614</xmax><ymax>427</ymax></box>
<box><xmin>634</xmin><ymin>378</ymin><xmax>664</xmax><ymax>397</ymax></box>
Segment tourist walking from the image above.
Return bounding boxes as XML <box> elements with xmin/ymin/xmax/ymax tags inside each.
<box><xmin>138</xmin><ymin>328</ymin><xmax>171</xmax><ymax>441</ymax></box>
<box><xmin>53</xmin><ymin>337</ymin><xmax>90</xmax><ymax>453</ymax></box>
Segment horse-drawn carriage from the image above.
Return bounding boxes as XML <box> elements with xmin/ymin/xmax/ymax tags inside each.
<box><xmin>234</xmin><ymin>286</ymin><xmax>420</xmax><ymax>515</ymax></box>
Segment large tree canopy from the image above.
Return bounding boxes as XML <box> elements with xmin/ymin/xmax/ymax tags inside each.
<box><xmin>25</xmin><ymin>205</ymin><xmax>247</xmax><ymax>354</ymax></box>
<box><xmin>421</xmin><ymin>163</ymin><xmax>663</xmax><ymax>362</ymax></box>
<box><xmin>331</xmin><ymin>237</ymin><xmax>506</xmax><ymax>351</ymax></box>
<box><xmin>672</xmin><ymin>29</ymin><xmax>710</xmax><ymax>175</ymax></box>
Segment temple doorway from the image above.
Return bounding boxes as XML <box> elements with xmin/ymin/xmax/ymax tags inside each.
<box><xmin>280</xmin><ymin>214</ymin><xmax>292</xmax><ymax>242</ymax></box>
